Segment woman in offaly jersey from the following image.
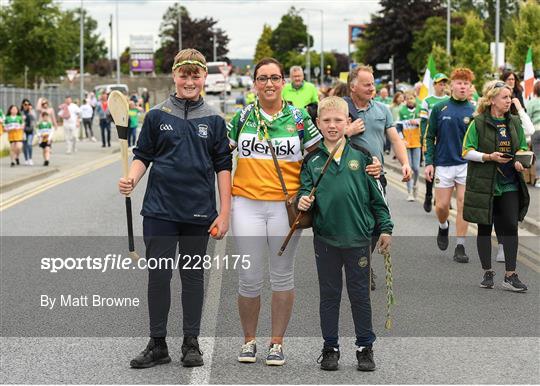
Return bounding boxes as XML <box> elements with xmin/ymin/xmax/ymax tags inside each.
<box><xmin>227</xmin><ymin>57</ymin><xmax>323</xmax><ymax>366</ymax></box>
<box><xmin>3</xmin><ymin>105</ymin><xmax>24</xmax><ymax>166</ymax></box>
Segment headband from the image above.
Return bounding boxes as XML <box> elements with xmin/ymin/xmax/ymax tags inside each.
<box><xmin>172</xmin><ymin>60</ymin><xmax>207</xmax><ymax>71</ymax></box>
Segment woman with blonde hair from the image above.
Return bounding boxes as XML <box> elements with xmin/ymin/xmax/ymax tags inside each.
<box><xmin>462</xmin><ymin>80</ymin><xmax>530</xmax><ymax>292</ymax></box>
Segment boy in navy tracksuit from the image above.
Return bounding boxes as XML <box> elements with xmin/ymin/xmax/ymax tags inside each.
<box><xmin>119</xmin><ymin>49</ymin><xmax>232</xmax><ymax>369</ymax></box>
<box><xmin>297</xmin><ymin>97</ymin><xmax>393</xmax><ymax>372</ymax></box>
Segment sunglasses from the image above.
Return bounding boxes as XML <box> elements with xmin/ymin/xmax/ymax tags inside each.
<box><xmin>494</xmin><ymin>81</ymin><xmax>507</xmax><ymax>88</ymax></box>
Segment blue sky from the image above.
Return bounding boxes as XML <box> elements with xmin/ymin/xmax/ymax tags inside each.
<box><xmin>59</xmin><ymin>0</ymin><xmax>381</xmax><ymax>59</ymax></box>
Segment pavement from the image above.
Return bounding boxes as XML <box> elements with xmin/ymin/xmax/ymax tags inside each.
<box><xmin>383</xmin><ymin>153</ymin><xmax>540</xmax><ymax>235</ymax></box>
<box><xmin>0</xmin><ymin>126</ymin><xmax>121</xmax><ymax>194</ymax></box>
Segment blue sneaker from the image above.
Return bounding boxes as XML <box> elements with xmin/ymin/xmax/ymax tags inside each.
<box><xmin>238</xmin><ymin>340</ymin><xmax>257</xmax><ymax>363</ymax></box>
<box><xmin>265</xmin><ymin>343</ymin><xmax>285</xmax><ymax>366</ymax></box>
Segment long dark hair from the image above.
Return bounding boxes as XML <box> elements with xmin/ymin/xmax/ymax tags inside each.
<box><xmin>501</xmin><ymin>70</ymin><xmax>523</xmax><ymax>94</ymax></box>
<box><xmin>253</xmin><ymin>57</ymin><xmax>285</xmax><ymax>80</ymax></box>
<box><xmin>7</xmin><ymin>104</ymin><xmax>20</xmax><ymax>116</ymax></box>
<box><xmin>20</xmin><ymin>98</ymin><xmax>31</xmax><ymax>112</ymax></box>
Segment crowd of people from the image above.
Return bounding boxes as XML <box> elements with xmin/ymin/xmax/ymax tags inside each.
<box><xmin>115</xmin><ymin>46</ymin><xmax>537</xmax><ymax>374</ymax></box>
<box><xmin>0</xmin><ymin>91</ymin><xmax>146</xmax><ymax>166</ymax></box>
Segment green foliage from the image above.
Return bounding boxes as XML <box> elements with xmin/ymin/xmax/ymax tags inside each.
<box><xmin>363</xmin><ymin>0</ymin><xmax>445</xmax><ymax>82</ymax></box>
<box><xmin>254</xmin><ymin>24</ymin><xmax>274</xmax><ymax>64</ymax></box>
<box><xmin>408</xmin><ymin>15</ymin><xmax>466</xmax><ymax>75</ymax></box>
<box><xmin>429</xmin><ymin>44</ymin><xmax>452</xmax><ymax>77</ymax></box>
<box><xmin>353</xmin><ymin>38</ymin><xmax>370</xmax><ymax>65</ymax></box>
<box><xmin>269</xmin><ymin>7</ymin><xmax>313</xmax><ymax>65</ymax></box>
<box><xmin>157</xmin><ymin>4</ymin><xmax>230</xmax><ymax>73</ymax></box>
<box><xmin>120</xmin><ymin>47</ymin><xmax>130</xmax><ymax>74</ymax></box>
<box><xmin>453</xmin><ymin>12</ymin><xmax>493</xmax><ymax>87</ymax></box>
<box><xmin>0</xmin><ymin>0</ymin><xmax>74</xmax><ymax>84</ymax></box>
<box><xmin>506</xmin><ymin>0</ymin><xmax>540</xmax><ymax>71</ymax></box>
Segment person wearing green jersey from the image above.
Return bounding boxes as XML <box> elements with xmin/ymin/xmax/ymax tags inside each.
<box><xmin>0</xmin><ymin>108</ymin><xmax>4</xmax><ymax>130</ymax></box>
<box><xmin>526</xmin><ymin>81</ymin><xmax>540</xmax><ymax>187</ymax></box>
<box><xmin>3</xmin><ymin>105</ymin><xmax>24</xmax><ymax>166</ymax></box>
<box><xmin>36</xmin><ymin>111</ymin><xmax>55</xmax><ymax>166</ymax></box>
<box><xmin>128</xmin><ymin>100</ymin><xmax>143</xmax><ymax>147</ymax></box>
<box><xmin>374</xmin><ymin>87</ymin><xmax>392</xmax><ymax>105</ymax></box>
<box><xmin>419</xmin><ymin>72</ymin><xmax>449</xmax><ymax>212</ymax></box>
<box><xmin>298</xmin><ymin>96</ymin><xmax>391</xmax><ymax>372</ymax></box>
<box><xmin>282</xmin><ymin>65</ymin><xmax>319</xmax><ymax>109</ymax></box>
<box><xmin>398</xmin><ymin>91</ymin><xmax>422</xmax><ymax>201</ymax></box>
<box><xmin>462</xmin><ymin>80</ymin><xmax>529</xmax><ymax>292</ymax></box>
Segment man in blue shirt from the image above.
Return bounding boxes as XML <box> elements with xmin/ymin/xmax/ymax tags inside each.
<box><xmin>424</xmin><ymin>68</ymin><xmax>475</xmax><ymax>263</ymax></box>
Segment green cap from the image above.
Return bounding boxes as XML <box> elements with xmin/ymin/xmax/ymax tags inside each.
<box><xmin>433</xmin><ymin>73</ymin><xmax>448</xmax><ymax>83</ymax></box>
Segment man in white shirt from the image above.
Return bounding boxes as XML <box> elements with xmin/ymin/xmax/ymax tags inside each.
<box><xmin>58</xmin><ymin>96</ymin><xmax>81</xmax><ymax>154</ymax></box>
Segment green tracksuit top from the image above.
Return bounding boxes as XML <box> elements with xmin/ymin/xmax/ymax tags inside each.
<box><xmin>298</xmin><ymin>140</ymin><xmax>394</xmax><ymax>248</ymax></box>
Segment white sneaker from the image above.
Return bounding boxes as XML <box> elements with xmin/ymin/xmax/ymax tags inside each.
<box><xmin>535</xmin><ymin>179</ymin><xmax>540</xmax><ymax>188</ymax></box>
<box><xmin>407</xmin><ymin>194</ymin><xmax>415</xmax><ymax>202</ymax></box>
<box><xmin>91</xmin><ymin>137</ymin><xmax>97</xmax><ymax>142</ymax></box>
<box><xmin>28</xmin><ymin>159</ymin><xmax>33</xmax><ymax>166</ymax></box>
<box><xmin>496</xmin><ymin>245</ymin><xmax>505</xmax><ymax>263</ymax></box>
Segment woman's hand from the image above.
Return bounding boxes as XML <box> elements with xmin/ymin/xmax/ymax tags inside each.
<box><xmin>118</xmin><ymin>177</ymin><xmax>135</xmax><ymax>196</ymax></box>
<box><xmin>511</xmin><ymin>98</ymin><xmax>523</xmax><ymax>112</ymax></box>
<box><xmin>514</xmin><ymin>161</ymin><xmax>524</xmax><ymax>172</ymax></box>
<box><xmin>365</xmin><ymin>156</ymin><xmax>382</xmax><ymax>178</ymax></box>
<box><xmin>298</xmin><ymin>195</ymin><xmax>314</xmax><ymax>211</ymax></box>
<box><xmin>488</xmin><ymin>152</ymin><xmax>512</xmax><ymax>164</ymax></box>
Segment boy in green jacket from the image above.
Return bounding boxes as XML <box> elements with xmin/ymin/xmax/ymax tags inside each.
<box><xmin>297</xmin><ymin>96</ymin><xmax>393</xmax><ymax>372</ymax></box>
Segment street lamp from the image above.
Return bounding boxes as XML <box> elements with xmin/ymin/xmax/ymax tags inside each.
<box><xmin>116</xmin><ymin>0</ymin><xmax>120</xmax><ymax>84</ymax></box>
<box><xmin>302</xmin><ymin>8</ymin><xmax>324</xmax><ymax>84</ymax></box>
<box><xmin>80</xmin><ymin>0</ymin><xmax>84</xmax><ymax>103</ymax></box>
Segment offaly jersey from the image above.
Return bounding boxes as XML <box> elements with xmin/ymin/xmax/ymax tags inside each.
<box><xmin>227</xmin><ymin>103</ymin><xmax>322</xmax><ymax>200</ymax></box>
<box><xmin>420</xmin><ymin>95</ymin><xmax>449</xmax><ymax>120</ymax></box>
<box><xmin>4</xmin><ymin>115</ymin><xmax>24</xmax><ymax>142</ymax></box>
<box><xmin>37</xmin><ymin>121</ymin><xmax>53</xmax><ymax>142</ymax></box>
<box><xmin>398</xmin><ymin>105</ymin><xmax>422</xmax><ymax>148</ymax></box>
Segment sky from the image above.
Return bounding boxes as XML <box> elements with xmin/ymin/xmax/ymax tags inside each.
<box><xmin>59</xmin><ymin>0</ymin><xmax>382</xmax><ymax>59</ymax></box>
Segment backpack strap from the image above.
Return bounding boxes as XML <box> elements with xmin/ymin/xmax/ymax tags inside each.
<box><xmin>343</xmin><ymin>96</ymin><xmax>359</xmax><ymax>121</ymax></box>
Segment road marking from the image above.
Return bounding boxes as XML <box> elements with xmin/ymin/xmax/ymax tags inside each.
<box><xmin>0</xmin><ymin>154</ymin><xmax>119</xmax><ymax>211</ymax></box>
<box><xmin>385</xmin><ymin>172</ymin><xmax>540</xmax><ymax>273</ymax></box>
<box><xmin>188</xmin><ymin>238</ymin><xmax>226</xmax><ymax>385</ymax></box>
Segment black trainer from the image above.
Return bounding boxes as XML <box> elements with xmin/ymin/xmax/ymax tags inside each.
<box><xmin>317</xmin><ymin>347</ymin><xmax>339</xmax><ymax>371</ymax></box>
<box><xmin>480</xmin><ymin>270</ymin><xmax>495</xmax><ymax>289</ymax></box>
<box><xmin>371</xmin><ymin>268</ymin><xmax>376</xmax><ymax>291</ymax></box>
<box><xmin>453</xmin><ymin>244</ymin><xmax>469</xmax><ymax>263</ymax></box>
<box><xmin>437</xmin><ymin>223</ymin><xmax>449</xmax><ymax>251</ymax></box>
<box><xmin>502</xmin><ymin>273</ymin><xmax>528</xmax><ymax>292</ymax></box>
<box><xmin>15</xmin><ymin>158</ymin><xmax>20</xmax><ymax>165</ymax></box>
<box><xmin>423</xmin><ymin>195</ymin><xmax>433</xmax><ymax>213</ymax></box>
<box><xmin>44</xmin><ymin>160</ymin><xmax>49</xmax><ymax>166</ymax></box>
<box><xmin>181</xmin><ymin>336</ymin><xmax>204</xmax><ymax>367</ymax></box>
<box><xmin>130</xmin><ymin>338</ymin><xmax>171</xmax><ymax>369</ymax></box>
<box><xmin>356</xmin><ymin>346</ymin><xmax>375</xmax><ymax>371</ymax></box>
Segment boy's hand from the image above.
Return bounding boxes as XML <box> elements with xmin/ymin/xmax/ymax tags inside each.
<box><xmin>424</xmin><ymin>164</ymin><xmax>434</xmax><ymax>182</ymax></box>
<box><xmin>118</xmin><ymin>177</ymin><xmax>134</xmax><ymax>196</ymax></box>
<box><xmin>298</xmin><ymin>195</ymin><xmax>314</xmax><ymax>211</ymax></box>
<box><xmin>346</xmin><ymin>118</ymin><xmax>365</xmax><ymax>137</ymax></box>
<box><xmin>377</xmin><ymin>234</ymin><xmax>392</xmax><ymax>254</ymax></box>
<box><xmin>208</xmin><ymin>213</ymin><xmax>229</xmax><ymax>240</ymax></box>
<box><xmin>366</xmin><ymin>156</ymin><xmax>382</xmax><ymax>178</ymax></box>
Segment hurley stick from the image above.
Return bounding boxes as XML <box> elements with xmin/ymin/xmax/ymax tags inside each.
<box><xmin>278</xmin><ymin>139</ymin><xmax>343</xmax><ymax>256</ymax></box>
<box><xmin>108</xmin><ymin>91</ymin><xmax>140</xmax><ymax>261</ymax></box>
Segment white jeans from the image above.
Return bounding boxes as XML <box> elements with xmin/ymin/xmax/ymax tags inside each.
<box><xmin>231</xmin><ymin>196</ymin><xmax>302</xmax><ymax>297</ymax></box>
<box><xmin>64</xmin><ymin>123</ymin><xmax>78</xmax><ymax>153</ymax></box>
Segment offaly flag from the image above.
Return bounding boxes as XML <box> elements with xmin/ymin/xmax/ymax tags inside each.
<box><xmin>523</xmin><ymin>47</ymin><xmax>535</xmax><ymax>100</ymax></box>
<box><xmin>419</xmin><ymin>55</ymin><xmax>436</xmax><ymax>101</ymax></box>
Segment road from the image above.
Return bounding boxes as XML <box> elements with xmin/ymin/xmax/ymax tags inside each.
<box><xmin>0</xmin><ymin>147</ymin><xmax>539</xmax><ymax>384</ymax></box>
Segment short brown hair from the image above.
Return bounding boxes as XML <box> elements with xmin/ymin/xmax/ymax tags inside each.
<box><xmin>451</xmin><ymin>67</ymin><xmax>475</xmax><ymax>82</ymax></box>
<box><xmin>172</xmin><ymin>48</ymin><xmax>207</xmax><ymax>75</ymax></box>
<box><xmin>253</xmin><ymin>57</ymin><xmax>284</xmax><ymax>80</ymax></box>
<box><xmin>347</xmin><ymin>64</ymin><xmax>374</xmax><ymax>89</ymax></box>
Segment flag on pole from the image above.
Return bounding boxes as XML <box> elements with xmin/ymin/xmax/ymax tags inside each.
<box><xmin>419</xmin><ymin>55</ymin><xmax>437</xmax><ymax>101</ymax></box>
<box><xmin>523</xmin><ymin>47</ymin><xmax>535</xmax><ymax>100</ymax></box>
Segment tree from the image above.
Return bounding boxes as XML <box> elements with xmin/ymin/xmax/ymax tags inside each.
<box><xmin>408</xmin><ymin>15</ymin><xmax>466</xmax><ymax>75</ymax></box>
<box><xmin>253</xmin><ymin>24</ymin><xmax>274</xmax><ymax>63</ymax></box>
<box><xmin>331</xmin><ymin>51</ymin><xmax>350</xmax><ymax>75</ymax></box>
<box><xmin>0</xmin><ymin>0</ymin><xmax>75</xmax><ymax>85</ymax></box>
<box><xmin>269</xmin><ymin>7</ymin><xmax>313</xmax><ymax>65</ymax></box>
<box><xmin>120</xmin><ymin>47</ymin><xmax>130</xmax><ymax>74</ymax></box>
<box><xmin>353</xmin><ymin>38</ymin><xmax>370</xmax><ymax>65</ymax></box>
<box><xmin>506</xmin><ymin>0</ymin><xmax>540</xmax><ymax>71</ymax></box>
<box><xmin>157</xmin><ymin>3</ymin><xmax>230</xmax><ymax>73</ymax></box>
<box><xmin>62</xmin><ymin>9</ymin><xmax>108</xmax><ymax>72</ymax></box>
<box><xmin>429</xmin><ymin>44</ymin><xmax>452</xmax><ymax>77</ymax></box>
<box><xmin>363</xmin><ymin>0</ymin><xmax>445</xmax><ymax>82</ymax></box>
<box><xmin>453</xmin><ymin>12</ymin><xmax>492</xmax><ymax>87</ymax></box>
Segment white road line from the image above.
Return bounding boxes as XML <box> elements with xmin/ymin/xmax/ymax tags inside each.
<box><xmin>188</xmin><ymin>238</ymin><xmax>226</xmax><ymax>385</ymax></box>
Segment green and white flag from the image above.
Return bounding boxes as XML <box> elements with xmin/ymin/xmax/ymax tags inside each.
<box><xmin>419</xmin><ymin>55</ymin><xmax>436</xmax><ymax>101</ymax></box>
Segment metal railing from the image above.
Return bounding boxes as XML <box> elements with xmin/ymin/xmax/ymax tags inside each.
<box><xmin>0</xmin><ymin>87</ymin><xmax>71</xmax><ymax>111</ymax></box>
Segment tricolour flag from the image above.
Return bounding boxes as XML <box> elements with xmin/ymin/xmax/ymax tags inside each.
<box><xmin>523</xmin><ymin>47</ymin><xmax>535</xmax><ymax>100</ymax></box>
<box><xmin>419</xmin><ymin>55</ymin><xmax>437</xmax><ymax>101</ymax></box>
